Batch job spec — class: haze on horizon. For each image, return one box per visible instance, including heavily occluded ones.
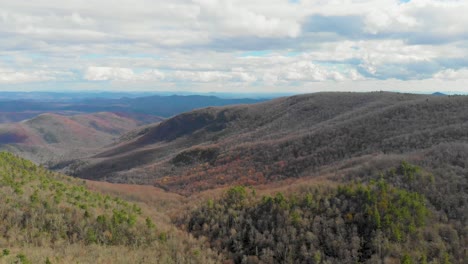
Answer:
[0,0,467,94]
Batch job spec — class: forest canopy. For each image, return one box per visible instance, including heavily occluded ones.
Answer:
[183,162,467,264]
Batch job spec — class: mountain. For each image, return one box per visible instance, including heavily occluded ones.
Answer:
[0,94,265,124]
[0,112,163,164]
[66,92,468,194]
[0,152,219,263]
[432,92,446,96]
[1,92,467,263]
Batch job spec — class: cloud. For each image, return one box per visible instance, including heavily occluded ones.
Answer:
[433,68,468,80]
[0,67,71,83]
[304,15,365,37]
[255,59,365,83]
[173,70,230,82]
[84,67,164,81]
[194,0,302,38]
[84,67,134,81]
[0,0,467,93]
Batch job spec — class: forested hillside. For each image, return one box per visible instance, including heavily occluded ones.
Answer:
[182,162,467,264]
[0,152,220,263]
[68,92,468,195]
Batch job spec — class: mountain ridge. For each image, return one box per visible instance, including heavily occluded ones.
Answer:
[63,92,468,194]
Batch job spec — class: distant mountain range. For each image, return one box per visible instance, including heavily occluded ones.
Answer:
[0,94,265,123]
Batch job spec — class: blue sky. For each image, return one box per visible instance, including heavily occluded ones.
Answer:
[0,0,467,93]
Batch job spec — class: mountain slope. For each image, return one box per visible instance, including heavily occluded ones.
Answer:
[182,160,467,263]
[0,112,163,164]
[67,92,468,194]
[0,152,221,263]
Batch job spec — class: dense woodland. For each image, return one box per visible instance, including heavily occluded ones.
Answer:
[183,162,467,264]
[0,152,220,263]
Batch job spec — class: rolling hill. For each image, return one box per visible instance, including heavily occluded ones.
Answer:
[66,92,468,194]
[0,152,220,263]
[0,112,163,164]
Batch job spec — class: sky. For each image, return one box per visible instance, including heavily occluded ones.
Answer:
[0,0,467,94]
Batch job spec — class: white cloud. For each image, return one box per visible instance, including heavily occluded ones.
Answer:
[0,67,70,83]
[84,67,164,81]
[0,0,467,92]
[231,68,257,82]
[68,13,95,26]
[433,68,468,80]
[194,0,302,38]
[84,67,134,81]
[173,70,230,82]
